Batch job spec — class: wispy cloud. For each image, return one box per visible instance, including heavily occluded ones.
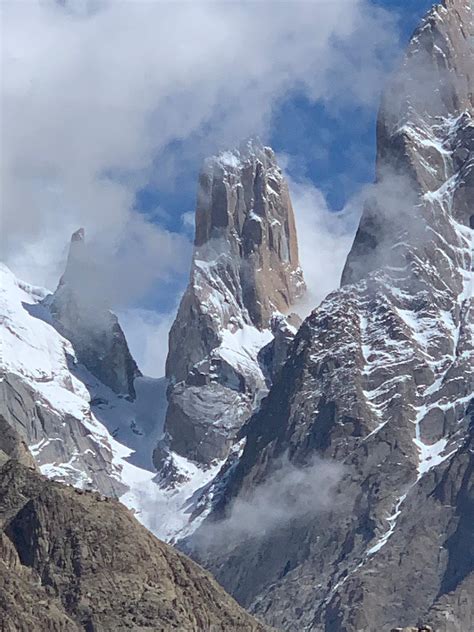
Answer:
[283,171,363,312]
[118,307,176,378]
[193,454,344,550]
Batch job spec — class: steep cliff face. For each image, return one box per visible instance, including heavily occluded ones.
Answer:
[0,256,172,519]
[160,140,305,467]
[48,228,140,400]
[0,459,270,632]
[188,2,474,631]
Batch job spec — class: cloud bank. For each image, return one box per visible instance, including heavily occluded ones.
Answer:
[1,0,400,374]
[287,174,363,313]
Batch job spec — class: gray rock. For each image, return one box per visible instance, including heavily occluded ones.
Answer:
[0,373,127,497]
[47,228,140,400]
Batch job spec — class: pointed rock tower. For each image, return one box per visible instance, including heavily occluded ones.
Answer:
[48,229,140,400]
[159,140,305,466]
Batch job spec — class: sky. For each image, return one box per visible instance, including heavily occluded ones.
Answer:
[1,0,437,376]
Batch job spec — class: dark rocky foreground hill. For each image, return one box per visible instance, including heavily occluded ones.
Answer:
[0,421,269,632]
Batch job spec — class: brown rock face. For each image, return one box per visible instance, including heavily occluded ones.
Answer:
[0,459,270,632]
[160,140,305,466]
[194,141,303,328]
[167,139,304,384]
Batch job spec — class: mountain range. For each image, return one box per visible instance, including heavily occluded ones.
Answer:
[0,1,472,630]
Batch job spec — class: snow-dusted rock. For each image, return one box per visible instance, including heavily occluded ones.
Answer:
[0,262,170,523]
[48,228,141,400]
[160,139,305,467]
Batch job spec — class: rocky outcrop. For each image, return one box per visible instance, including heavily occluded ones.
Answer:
[159,140,305,467]
[0,372,127,497]
[187,2,473,631]
[48,228,140,400]
[0,414,36,470]
[0,458,270,632]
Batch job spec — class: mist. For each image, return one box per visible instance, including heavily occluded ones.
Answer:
[193,454,344,550]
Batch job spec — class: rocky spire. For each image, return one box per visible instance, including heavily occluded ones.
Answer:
[342,0,473,285]
[58,227,85,287]
[48,229,140,400]
[158,140,305,466]
[167,138,305,384]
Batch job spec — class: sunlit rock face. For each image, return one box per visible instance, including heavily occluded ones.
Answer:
[158,139,305,467]
[186,3,474,631]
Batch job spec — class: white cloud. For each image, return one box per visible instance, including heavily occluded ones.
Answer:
[287,174,363,312]
[194,454,344,549]
[118,307,176,378]
[1,0,397,293]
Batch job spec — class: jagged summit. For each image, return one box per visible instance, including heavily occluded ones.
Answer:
[71,226,85,242]
[158,141,305,468]
[187,137,304,334]
[342,0,473,286]
[168,138,305,382]
[59,227,85,285]
[48,229,140,400]
[204,137,266,174]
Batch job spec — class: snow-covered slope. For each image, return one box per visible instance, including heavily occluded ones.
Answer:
[0,262,236,542]
[0,263,152,493]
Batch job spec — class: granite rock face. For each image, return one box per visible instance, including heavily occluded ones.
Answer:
[159,140,305,467]
[0,372,127,497]
[187,2,474,631]
[0,459,270,632]
[48,228,140,400]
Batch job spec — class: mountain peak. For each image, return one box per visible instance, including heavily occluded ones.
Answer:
[159,142,306,465]
[341,0,473,286]
[71,227,85,242]
[49,232,140,400]
[59,228,86,288]
[207,137,269,172]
